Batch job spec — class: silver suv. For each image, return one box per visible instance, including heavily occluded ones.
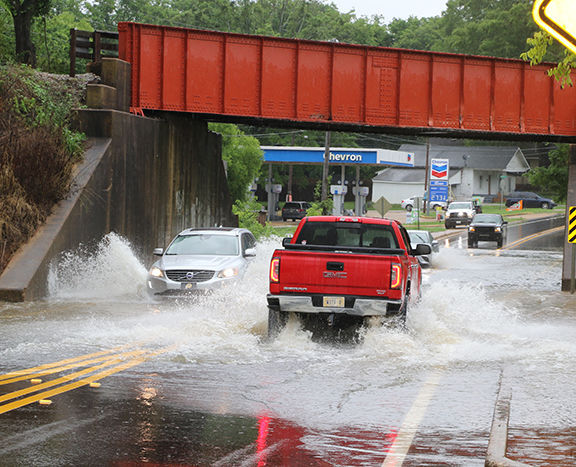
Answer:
[146,227,256,297]
[444,201,476,229]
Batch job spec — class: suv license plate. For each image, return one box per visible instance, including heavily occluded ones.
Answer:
[323,296,345,307]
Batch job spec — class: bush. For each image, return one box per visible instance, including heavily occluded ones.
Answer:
[0,65,87,272]
[232,198,276,239]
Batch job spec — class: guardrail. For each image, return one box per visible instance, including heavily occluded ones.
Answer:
[69,29,119,77]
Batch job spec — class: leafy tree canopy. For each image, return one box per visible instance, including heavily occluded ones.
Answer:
[527,144,569,202]
[209,122,263,202]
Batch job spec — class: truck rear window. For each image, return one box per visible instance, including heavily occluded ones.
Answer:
[295,222,398,248]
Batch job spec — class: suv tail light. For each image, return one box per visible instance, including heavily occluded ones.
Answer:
[270,257,280,282]
[390,263,402,289]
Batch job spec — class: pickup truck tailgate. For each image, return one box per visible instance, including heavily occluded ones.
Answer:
[276,250,398,296]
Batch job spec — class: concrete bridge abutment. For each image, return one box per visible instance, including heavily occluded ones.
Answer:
[0,58,235,301]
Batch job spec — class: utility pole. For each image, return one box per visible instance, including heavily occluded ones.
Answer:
[287,165,293,202]
[562,144,576,291]
[321,131,331,201]
[423,139,430,215]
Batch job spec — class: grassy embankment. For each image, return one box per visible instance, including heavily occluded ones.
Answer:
[0,65,88,273]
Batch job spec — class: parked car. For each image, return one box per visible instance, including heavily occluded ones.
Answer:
[467,213,508,248]
[444,201,476,229]
[407,229,439,267]
[401,196,447,212]
[504,192,557,209]
[146,227,256,297]
[282,201,311,221]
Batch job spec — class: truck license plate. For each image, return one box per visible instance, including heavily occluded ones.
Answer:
[323,296,345,307]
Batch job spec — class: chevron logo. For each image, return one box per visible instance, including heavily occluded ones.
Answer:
[569,206,576,244]
[431,159,448,179]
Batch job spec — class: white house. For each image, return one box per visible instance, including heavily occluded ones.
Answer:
[372,144,531,204]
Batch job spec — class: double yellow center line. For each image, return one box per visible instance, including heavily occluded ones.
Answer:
[0,344,174,415]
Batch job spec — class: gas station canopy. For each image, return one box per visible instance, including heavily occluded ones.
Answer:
[261,146,415,166]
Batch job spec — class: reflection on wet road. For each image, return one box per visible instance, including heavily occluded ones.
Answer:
[0,223,575,465]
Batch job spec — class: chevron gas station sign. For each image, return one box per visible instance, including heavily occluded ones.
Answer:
[431,159,449,180]
[261,146,415,166]
[430,158,449,202]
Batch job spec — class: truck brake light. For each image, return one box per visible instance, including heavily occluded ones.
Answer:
[270,257,280,282]
[390,263,401,289]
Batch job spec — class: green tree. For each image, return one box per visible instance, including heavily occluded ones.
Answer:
[34,10,92,73]
[527,144,569,202]
[209,122,263,202]
[434,0,537,57]
[388,17,443,51]
[0,7,14,62]
[521,31,576,87]
[0,0,51,65]
[84,0,116,30]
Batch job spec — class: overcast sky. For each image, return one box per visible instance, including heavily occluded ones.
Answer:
[328,0,448,20]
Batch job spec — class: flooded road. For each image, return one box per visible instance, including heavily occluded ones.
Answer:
[1,223,575,466]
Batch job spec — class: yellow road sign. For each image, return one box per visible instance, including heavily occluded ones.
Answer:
[533,0,576,55]
[374,196,391,217]
[569,206,576,243]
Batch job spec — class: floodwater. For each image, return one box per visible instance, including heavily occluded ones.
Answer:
[0,226,575,465]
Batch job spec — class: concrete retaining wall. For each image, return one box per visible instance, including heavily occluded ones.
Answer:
[74,108,236,257]
[0,59,235,301]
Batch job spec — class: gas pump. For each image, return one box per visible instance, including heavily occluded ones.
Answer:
[330,185,347,216]
[353,186,369,216]
[266,183,282,221]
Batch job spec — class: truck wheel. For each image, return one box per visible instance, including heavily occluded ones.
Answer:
[267,308,289,338]
[497,239,503,248]
[385,300,407,327]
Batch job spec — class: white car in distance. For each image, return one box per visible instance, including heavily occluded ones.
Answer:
[401,196,447,212]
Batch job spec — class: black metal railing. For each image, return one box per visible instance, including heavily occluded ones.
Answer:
[69,29,119,77]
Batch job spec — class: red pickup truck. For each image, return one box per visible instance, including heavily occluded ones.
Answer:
[267,216,431,338]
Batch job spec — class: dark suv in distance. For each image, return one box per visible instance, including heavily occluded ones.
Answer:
[282,201,311,221]
[468,213,507,248]
[504,191,556,209]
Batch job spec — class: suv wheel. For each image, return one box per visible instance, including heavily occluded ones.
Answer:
[541,202,549,209]
[405,204,413,212]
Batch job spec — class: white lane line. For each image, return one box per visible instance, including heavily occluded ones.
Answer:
[382,369,444,466]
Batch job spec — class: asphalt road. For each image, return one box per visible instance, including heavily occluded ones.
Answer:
[0,215,574,466]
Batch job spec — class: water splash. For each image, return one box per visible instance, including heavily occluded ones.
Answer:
[38,231,574,370]
[47,232,149,301]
